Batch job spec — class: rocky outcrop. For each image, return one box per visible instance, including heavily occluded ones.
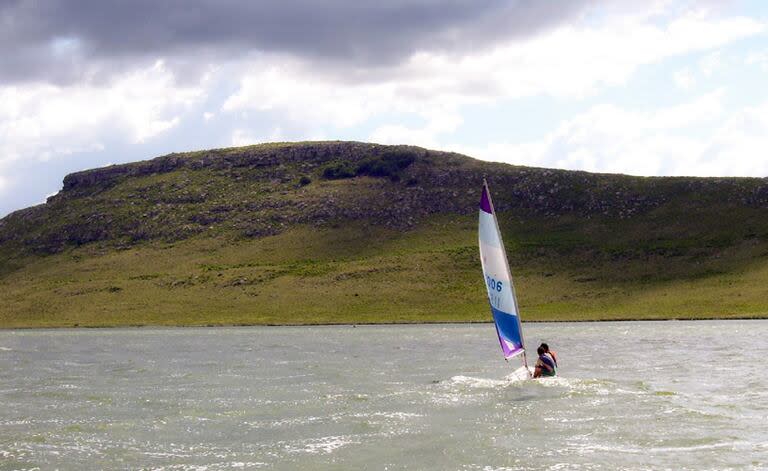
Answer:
[59,142,399,196]
[2,141,768,255]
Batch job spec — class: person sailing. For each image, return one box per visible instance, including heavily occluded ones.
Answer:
[533,345,556,378]
[541,342,558,368]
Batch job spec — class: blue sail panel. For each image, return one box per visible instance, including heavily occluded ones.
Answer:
[491,306,524,357]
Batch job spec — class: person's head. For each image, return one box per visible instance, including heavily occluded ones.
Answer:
[537,346,545,356]
[541,343,550,352]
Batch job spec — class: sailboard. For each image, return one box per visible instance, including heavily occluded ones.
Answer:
[478,179,530,376]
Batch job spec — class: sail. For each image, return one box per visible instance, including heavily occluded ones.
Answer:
[478,181,526,360]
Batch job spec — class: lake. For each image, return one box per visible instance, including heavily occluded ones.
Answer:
[1,321,766,470]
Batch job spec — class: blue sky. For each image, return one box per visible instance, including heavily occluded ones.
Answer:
[2,1,768,216]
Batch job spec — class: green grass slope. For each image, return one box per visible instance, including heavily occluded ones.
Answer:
[2,141,768,327]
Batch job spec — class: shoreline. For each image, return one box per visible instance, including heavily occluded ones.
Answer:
[2,315,768,330]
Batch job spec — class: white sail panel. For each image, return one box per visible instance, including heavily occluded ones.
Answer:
[479,212,518,318]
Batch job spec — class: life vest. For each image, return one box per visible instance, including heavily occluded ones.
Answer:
[546,351,558,367]
[538,354,556,376]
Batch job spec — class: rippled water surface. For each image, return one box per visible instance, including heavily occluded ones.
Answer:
[1,321,767,470]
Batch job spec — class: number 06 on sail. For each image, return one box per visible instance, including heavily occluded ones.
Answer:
[478,179,531,378]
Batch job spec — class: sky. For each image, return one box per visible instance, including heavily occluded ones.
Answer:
[2,0,768,216]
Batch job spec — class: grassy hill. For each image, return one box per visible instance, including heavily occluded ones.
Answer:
[2,141,768,327]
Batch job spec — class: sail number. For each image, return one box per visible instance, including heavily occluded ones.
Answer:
[486,276,503,292]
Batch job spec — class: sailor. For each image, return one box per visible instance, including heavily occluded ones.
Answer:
[541,342,558,368]
[533,345,556,378]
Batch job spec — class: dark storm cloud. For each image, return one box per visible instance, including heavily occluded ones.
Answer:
[1,0,593,84]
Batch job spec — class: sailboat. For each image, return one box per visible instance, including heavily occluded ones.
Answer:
[478,179,531,379]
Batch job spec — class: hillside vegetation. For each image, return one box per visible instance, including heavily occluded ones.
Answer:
[2,141,768,327]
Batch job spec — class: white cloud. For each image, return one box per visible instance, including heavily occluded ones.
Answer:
[223,10,762,142]
[370,109,462,148]
[432,13,759,100]
[746,50,768,70]
[449,91,768,177]
[674,68,695,89]
[230,128,258,146]
[699,50,722,76]
[230,126,288,146]
[222,61,401,128]
[0,61,203,171]
[701,102,768,176]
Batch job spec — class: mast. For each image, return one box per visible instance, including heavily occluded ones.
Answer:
[482,179,530,374]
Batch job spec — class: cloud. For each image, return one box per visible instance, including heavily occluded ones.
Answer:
[448,91,768,177]
[746,49,768,70]
[230,125,322,147]
[0,0,596,85]
[701,102,768,176]
[674,68,695,89]
[5,1,762,150]
[222,61,398,128]
[370,110,463,148]
[699,50,722,76]
[223,9,762,132]
[230,129,257,147]
[0,61,203,171]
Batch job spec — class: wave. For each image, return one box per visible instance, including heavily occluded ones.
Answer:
[442,371,642,402]
[448,375,511,389]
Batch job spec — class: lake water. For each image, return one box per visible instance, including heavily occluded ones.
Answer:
[1,321,766,470]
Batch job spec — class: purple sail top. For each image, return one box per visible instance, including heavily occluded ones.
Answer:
[480,185,493,214]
